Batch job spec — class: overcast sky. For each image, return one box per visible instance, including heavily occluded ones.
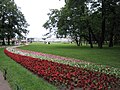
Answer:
[14,0,65,38]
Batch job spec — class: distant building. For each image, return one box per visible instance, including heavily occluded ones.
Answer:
[26,36,72,43]
[27,38,35,42]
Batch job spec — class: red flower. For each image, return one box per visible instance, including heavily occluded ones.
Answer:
[4,49,120,90]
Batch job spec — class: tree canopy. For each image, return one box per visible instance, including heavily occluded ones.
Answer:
[0,0,29,45]
[43,0,120,48]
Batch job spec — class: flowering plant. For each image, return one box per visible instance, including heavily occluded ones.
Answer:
[6,47,120,77]
[4,49,120,90]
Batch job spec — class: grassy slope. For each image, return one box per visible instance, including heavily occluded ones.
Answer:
[0,48,57,90]
[20,43,120,68]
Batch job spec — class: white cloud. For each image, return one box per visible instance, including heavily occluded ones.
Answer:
[14,0,65,38]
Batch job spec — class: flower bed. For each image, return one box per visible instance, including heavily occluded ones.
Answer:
[4,49,120,90]
[6,47,120,77]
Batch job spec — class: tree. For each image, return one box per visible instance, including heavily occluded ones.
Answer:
[0,0,29,45]
[52,0,120,48]
[43,9,60,36]
[90,0,120,47]
[106,0,120,47]
[43,0,89,46]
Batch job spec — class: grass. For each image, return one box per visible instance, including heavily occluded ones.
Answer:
[20,42,120,68]
[0,48,57,90]
[0,43,120,90]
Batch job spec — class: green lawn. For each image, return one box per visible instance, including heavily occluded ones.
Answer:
[0,48,57,90]
[20,43,120,68]
[0,43,120,90]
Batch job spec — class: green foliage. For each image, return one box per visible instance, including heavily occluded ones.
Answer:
[0,0,29,45]
[43,0,89,46]
[44,0,120,48]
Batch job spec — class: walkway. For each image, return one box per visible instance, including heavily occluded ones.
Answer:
[0,71,11,90]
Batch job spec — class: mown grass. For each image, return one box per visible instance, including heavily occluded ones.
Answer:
[0,48,57,90]
[20,42,120,68]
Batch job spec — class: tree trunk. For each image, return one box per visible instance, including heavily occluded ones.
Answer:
[7,36,10,45]
[89,36,93,48]
[99,17,105,48]
[98,40,103,48]
[109,4,116,47]
[109,23,114,47]
[2,37,5,45]
[91,30,98,42]
[88,25,93,48]
[75,38,80,46]
[98,0,106,48]
[76,40,80,46]
[1,13,5,45]
[109,33,114,47]
[114,36,119,45]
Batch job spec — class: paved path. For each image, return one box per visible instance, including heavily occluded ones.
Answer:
[0,71,11,90]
